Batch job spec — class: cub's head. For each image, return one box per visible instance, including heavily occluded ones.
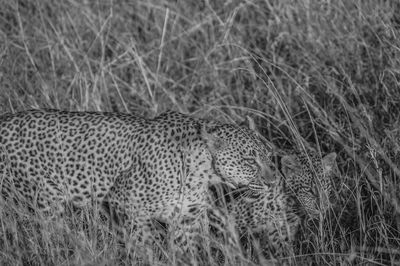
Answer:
[281,151,338,218]
[201,120,275,188]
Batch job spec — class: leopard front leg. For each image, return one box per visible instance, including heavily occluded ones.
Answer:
[101,169,160,263]
[103,196,161,263]
[169,198,241,265]
[167,204,215,265]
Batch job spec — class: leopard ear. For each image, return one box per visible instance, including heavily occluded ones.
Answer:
[201,124,226,152]
[322,152,337,174]
[281,155,300,178]
[245,116,257,131]
[239,115,260,131]
[240,115,273,144]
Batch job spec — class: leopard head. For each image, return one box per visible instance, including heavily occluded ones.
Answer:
[201,122,275,189]
[281,151,338,218]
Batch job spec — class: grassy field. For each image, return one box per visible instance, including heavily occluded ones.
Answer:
[1,0,400,265]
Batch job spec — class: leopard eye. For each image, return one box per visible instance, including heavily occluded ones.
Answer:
[245,158,257,165]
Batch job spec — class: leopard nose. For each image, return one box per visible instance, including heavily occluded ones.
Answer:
[261,164,276,182]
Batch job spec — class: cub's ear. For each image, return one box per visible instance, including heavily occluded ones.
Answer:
[281,155,300,178]
[201,124,226,152]
[322,152,337,174]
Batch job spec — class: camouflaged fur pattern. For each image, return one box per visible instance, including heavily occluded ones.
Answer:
[218,151,338,259]
[281,151,338,218]
[0,109,274,243]
[224,175,300,258]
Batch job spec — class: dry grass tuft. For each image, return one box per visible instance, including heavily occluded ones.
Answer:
[1,0,400,265]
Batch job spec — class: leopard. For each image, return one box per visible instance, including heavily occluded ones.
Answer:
[210,151,338,262]
[280,151,338,219]
[0,109,274,256]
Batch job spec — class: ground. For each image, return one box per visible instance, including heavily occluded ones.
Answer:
[0,0,400,265]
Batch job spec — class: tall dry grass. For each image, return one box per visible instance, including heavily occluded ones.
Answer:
[1,0,400,265]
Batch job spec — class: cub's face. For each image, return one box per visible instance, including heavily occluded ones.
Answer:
[281,152,338,217]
